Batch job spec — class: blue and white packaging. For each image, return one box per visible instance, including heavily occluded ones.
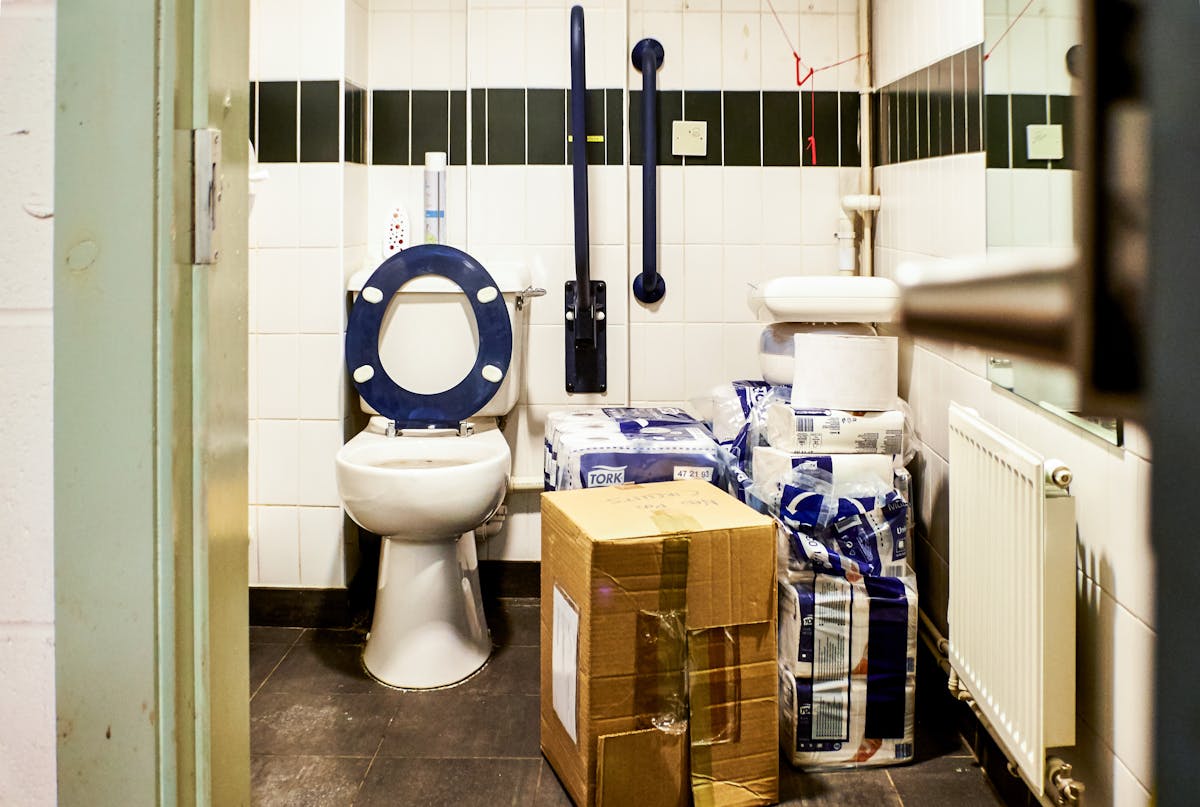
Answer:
[751,447,895,511]
[777,569,917,769]
[765,403,906,456]
[553,425,723,491]
[779,490,910,580]
[542,407,706,490]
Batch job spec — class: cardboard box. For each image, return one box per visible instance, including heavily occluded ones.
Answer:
[540,480,779,807]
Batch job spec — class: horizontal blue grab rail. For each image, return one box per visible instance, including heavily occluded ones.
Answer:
[632,38,665,304]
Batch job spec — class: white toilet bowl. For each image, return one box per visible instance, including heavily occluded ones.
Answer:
[336,418,510,688]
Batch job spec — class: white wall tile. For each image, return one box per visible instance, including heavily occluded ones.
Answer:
[298,248,344,333]
[299,0,345,79]
[682,167,724,244]
[721,167,764,244]
[298,334,344,420]
[483,9,527,87]
[683,323,727,398]
[257,335,301,419]
[0,628,57,806]
[721,12,762,90]
[0,317,54,625]
[299,164,344,248]
[682,12,723,90]
[257,421,301,505]
[525,7,569,87]
[254,249,301,334]
[370,12,413,87]
[256,506,302,584]
[629,323,686,401]
[682,245,723,323]
[525,169,571,246]
[250,163,301,247]
[258,0,303,79]
[486,491,540,561]
[410,10,454,89]
[298,420,345,506]
[299,507,346,587]
[761,12,800,92]
[721,244,764,323]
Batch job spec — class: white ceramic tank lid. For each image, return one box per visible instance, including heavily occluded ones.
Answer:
[748,275,901,324]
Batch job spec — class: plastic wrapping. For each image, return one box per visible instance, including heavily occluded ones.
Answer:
[543,406,705,490]
[553,425,722,491]
[750,447,897,512]
[764,402,914,463]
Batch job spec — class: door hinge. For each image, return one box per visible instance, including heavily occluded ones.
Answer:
[193,128,222,264]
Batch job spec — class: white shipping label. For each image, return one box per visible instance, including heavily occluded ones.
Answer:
[552,585,580,743]
[673,465,714,481]
[812,575,852,741]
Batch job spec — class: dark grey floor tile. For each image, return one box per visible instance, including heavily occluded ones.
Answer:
[533,760,574,807]
[302,627,368,645]
[250,754,370,806]
[457,644,539,696]
[487,600,540,648]
[378,692,540,759]
[250,692,396,757]
[778,763,903,806]
[250,643,291,696]
[250,626,304,645]
[888,754,1006,807]
[355,757,540,807]
[258,641,395,696]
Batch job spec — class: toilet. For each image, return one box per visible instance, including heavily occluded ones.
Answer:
[335,244,536,689]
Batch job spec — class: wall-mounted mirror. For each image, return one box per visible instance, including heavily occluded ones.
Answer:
[981,0,1121,444]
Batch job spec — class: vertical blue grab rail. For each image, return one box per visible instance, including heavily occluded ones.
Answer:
[564,5,606,393]
[632,38,665,304]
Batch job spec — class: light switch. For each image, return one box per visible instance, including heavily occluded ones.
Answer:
[672,120,707,157]
[1026,124,1064,161]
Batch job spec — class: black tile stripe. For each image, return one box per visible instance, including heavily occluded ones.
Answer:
[839,91,861,167]
[801,91,838,167]
[605,89,623,166]
[449,90,467,166]
[1009,93,1048,168]
[874,45,987,165]
[487,88,526,165]
[250,82,258,149]
[723,91,761,167]
[257,81,297,163]
[300,80,339,163]
[762,91,800,167]
[372,90,409,165]
[527,89,565,165]
[985,94,1010,168]
[411,90,450,165]
[344,83,366,164]
[471,88,487,165]
[628,89,682,167]
[1048,94,1075,169]
[682,91,720,166]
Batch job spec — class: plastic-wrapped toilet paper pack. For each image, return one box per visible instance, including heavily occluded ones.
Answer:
[779,491,910,580]
[553,425,723,491]
[543,407,705,490]
[707,380,777,445]
[777,570,917,769]
[765,402,908,457]
[751,447,896,510]
[779,667,916,769]
[777,571,917,681]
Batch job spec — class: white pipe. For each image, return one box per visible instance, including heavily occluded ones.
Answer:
[857,0,875,277]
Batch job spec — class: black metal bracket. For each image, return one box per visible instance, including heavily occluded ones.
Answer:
[565,280,606,394]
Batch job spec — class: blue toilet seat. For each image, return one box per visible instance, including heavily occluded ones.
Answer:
[345,245,512,429]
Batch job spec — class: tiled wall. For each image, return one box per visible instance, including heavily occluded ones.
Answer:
[247,0,866,571]
[873,3,1155,806]
[0,1,58,803]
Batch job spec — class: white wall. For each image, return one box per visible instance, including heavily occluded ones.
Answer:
[0,1,58,803]
[873,3,1155,805]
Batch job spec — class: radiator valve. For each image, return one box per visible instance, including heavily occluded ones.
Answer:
[1047,757,1085,805]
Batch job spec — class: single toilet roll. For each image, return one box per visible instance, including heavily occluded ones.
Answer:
[791,333,898,411]
[765,403,906,455]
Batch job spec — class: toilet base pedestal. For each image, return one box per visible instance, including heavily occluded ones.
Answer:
[362,532,492,689]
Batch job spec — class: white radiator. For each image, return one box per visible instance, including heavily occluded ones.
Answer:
[947,404,1076,797]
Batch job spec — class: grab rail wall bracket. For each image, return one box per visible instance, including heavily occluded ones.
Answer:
[565,4,606,394]
[632,38,665,305]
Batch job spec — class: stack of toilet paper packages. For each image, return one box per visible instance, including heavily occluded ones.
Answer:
[777,569,917,769]
[543,407,724,491]
[773,468,918,769]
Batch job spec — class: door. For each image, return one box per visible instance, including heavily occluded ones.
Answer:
[54,1,250,804]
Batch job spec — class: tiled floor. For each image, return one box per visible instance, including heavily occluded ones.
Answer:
[250,599,1006,806]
